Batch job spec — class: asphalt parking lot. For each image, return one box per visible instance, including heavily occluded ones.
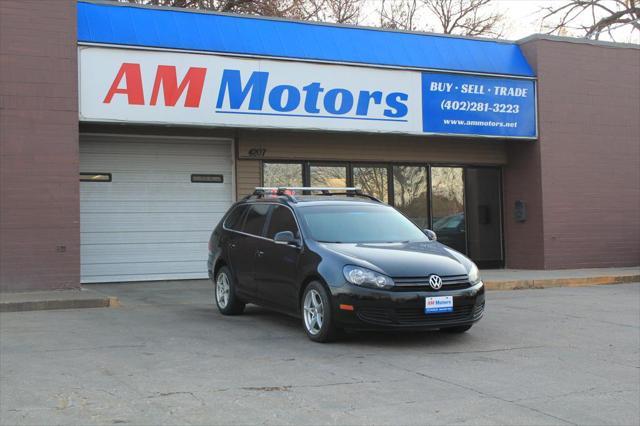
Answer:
[1,282,639,426]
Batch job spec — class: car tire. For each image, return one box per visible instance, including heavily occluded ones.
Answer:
[301,281,338,343]
[214,266,245,315]
[441,324,472,333]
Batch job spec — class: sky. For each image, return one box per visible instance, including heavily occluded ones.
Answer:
[357,0,639,43]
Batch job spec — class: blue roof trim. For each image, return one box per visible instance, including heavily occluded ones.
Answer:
[77,1,535,77]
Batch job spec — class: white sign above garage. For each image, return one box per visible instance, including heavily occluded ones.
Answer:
[79,46,423,135]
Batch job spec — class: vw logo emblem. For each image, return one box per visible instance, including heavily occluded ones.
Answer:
[429,274,443,290]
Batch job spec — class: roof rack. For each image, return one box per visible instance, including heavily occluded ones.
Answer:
[244,187,381,203]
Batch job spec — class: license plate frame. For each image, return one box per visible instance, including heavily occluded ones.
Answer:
[425,296,453,314]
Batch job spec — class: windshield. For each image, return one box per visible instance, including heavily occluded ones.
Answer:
[298,204,429,244]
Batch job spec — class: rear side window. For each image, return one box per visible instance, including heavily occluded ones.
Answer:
[224,205,248,230]
[242,204,271,236]
[266,206,299,239]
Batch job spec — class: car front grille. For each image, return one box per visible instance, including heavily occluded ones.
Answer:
[391,274,471,292]
[357,303,479,326]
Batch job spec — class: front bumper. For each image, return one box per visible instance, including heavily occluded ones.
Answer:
[330,281,485,331]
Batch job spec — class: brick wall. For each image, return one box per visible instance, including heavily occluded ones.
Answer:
[0,0,80,291]
[508,38,640,269]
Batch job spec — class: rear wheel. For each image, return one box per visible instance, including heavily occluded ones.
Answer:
[215,266,245,315]
[441,324,472,333]
[301,282,338,343]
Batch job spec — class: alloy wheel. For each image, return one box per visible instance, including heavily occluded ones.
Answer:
[303,289,324,335]
[216,272,231,309]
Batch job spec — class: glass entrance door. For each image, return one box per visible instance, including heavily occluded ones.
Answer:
[465,168,503,267]
[430,167,466,254]
[393,166,429,228]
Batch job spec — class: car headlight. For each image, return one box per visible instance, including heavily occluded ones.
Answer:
[468,264,481,284]
[343,265,394,290]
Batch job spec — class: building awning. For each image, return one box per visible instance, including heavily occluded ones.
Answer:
[77,1,535,77]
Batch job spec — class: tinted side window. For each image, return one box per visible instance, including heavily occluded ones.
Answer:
[224,205,248,230]
[242,204,271,236]
[266,206,299,239]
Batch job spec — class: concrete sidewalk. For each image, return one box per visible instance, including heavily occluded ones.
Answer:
[0,287,117,313]
[0,266,638,312]
[481,266,640,290]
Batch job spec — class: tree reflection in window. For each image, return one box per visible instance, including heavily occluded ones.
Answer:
[353,166,388,202]
[263,163,303,187]
[310,165,347,188]
[393,166,428,228]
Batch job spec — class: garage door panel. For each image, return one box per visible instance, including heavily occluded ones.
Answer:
[81,262,208,283]
[81,212,224,233]
[80,171,232,184]
[80,183,232,200]
[81,230,208,245]
[80,156,233,173]
[81,201,231,214]
[82,260,205,276]
[81,138,230,155]
[82,242,208,263]
[80,135,233,283]
[82,273,208,284]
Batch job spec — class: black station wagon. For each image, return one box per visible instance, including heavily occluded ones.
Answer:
[208,187,485,342]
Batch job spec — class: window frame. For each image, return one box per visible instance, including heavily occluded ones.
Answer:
[79,172,112,182]
[265,204,301,240]
[223,204,249,231]
[223,202,303,243]
[258,160,504,266]
[240,204,273,238]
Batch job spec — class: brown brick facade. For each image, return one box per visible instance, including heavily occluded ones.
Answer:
[506,38,640,269]
[1,1,638,293]
[0,0,80,291]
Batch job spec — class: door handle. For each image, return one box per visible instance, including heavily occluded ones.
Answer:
[256,250,264,257]
[229,242,237,249]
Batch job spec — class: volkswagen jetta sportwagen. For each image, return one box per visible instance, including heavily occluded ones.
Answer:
[208,187,485,342]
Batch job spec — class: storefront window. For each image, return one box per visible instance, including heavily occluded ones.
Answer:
[393,166,428,228]
[353,166,388,202]
[431,167,466,254]
[263,163,303,187]
[310,165,347,187]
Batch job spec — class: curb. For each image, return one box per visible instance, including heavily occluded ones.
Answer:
[483,274,640,291]
[0,296,120,313]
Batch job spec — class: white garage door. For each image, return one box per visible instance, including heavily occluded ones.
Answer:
[80,134,234,283]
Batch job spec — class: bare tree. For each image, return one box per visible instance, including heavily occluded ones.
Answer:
[317,0,362,24]
[539,0,640,41]
[424,0,505,37]
[378,0,505,37]
[116,0,323,20]
[379,0,420,30]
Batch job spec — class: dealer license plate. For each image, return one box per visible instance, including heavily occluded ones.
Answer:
[425,296,453,314]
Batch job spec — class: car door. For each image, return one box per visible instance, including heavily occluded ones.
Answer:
[255,205,302,311]
[232,203,271,298]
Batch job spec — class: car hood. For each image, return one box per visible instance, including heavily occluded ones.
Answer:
[321,241,469,277]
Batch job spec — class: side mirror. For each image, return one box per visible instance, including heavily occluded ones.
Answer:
[274,231,300,247]
[423,229,437,241]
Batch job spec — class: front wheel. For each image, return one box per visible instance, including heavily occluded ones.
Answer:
[215,266,245,315]
[301,282,338,343]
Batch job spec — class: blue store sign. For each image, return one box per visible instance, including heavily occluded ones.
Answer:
[422,72,537,138]
[81,46,538,140]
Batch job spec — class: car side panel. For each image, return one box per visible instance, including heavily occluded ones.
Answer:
[227,232,258,299]
[254,239,301,311]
